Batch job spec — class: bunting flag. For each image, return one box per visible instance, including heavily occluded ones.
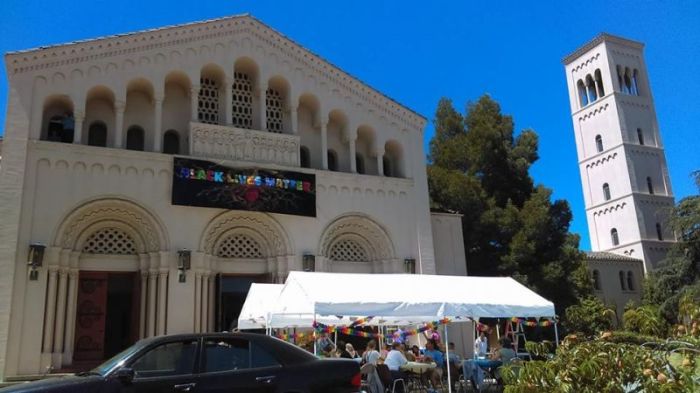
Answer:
[510,317,556,327]
[311,318,452,339]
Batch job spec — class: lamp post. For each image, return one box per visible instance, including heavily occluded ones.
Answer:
[403,258,416,274]
[302,254,315,272]
[28,244,45,280]
[177,249,191,283]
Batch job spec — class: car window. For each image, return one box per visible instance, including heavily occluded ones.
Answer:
[131,340,197,378]
[251,342,281,369]
[203,338,250,373]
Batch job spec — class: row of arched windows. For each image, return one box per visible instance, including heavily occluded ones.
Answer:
[617,66,640,96]
[591,269,635,291]
[577,69,605,107]
[610,223,663,245]
[601,176,656,201]
[593,127,649,156]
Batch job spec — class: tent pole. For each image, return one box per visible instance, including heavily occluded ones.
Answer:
[444,323,452,393]
[554,320,560,346]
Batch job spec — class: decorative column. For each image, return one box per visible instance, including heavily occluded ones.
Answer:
[42,267,59,354]
[201,273,210,332]
[73,110,85,144]
[147,271,157,337]
[208,275,216,331]
[139,271,147,338]
[223,77,233,126]
[257,86,268,131]
[153,95,164,152]
[190,85,200,123]
[52,269,69,361]
[193,272,201,333]
[376,147,385,176]
[348,136,357,173]
[114,100,126,148]
[62,268,79,365]
[321,121,328,170]
[157,270,168,336]
[289,104,298,134]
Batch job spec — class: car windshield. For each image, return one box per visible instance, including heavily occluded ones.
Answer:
[91,344,142,376]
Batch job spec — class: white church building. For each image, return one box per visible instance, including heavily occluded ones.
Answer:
[563,33,677,317]
[0,15,468,379]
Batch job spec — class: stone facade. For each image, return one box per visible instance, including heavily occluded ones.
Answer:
[585,251,644,323]
[563,34,676,273]
[0,15,447,379]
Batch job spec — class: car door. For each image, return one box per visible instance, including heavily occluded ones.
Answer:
[195,337,282,393]
[125,338,199,393]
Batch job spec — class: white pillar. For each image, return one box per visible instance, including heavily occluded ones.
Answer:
[258,86,267,131]
[62,269,79,365]
[114,100,125,148]
[376,148,385,176]
[190,85,200,123]
[194,272,201,333]
[73,110,84,144]
[139,271,147,338]
[153,95,163,152]
[202,273,210,332]
[223,77,233,126]
[321,121,328,170]
[42,268,59,353]
[349,136,357,173]
[289,104,298,134]
[157,271,168,335]
[52,270,69,359]
[208,275,216,331]
[147,271,157,337]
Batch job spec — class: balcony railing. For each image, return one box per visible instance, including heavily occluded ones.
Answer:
[189,122,300,167]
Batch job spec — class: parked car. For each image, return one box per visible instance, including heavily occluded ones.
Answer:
[1,332,361,393]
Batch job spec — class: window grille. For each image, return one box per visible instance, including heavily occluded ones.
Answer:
[198,77,219,125]
[83,228,136,255]
[217,234,263,259]
[266,88,284,133]
[329,239,369,262]
[232,72,253,129]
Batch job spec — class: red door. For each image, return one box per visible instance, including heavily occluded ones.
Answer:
[73,271,108,362]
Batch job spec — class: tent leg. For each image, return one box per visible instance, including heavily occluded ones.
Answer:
[554,321,560,346]
[444,323,452,393]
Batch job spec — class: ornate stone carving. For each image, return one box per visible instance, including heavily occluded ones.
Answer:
[319,214,395,261]
[200,211,291,257]
[190,122,299,166]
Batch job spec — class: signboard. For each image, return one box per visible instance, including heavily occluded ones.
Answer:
[172,157,316,217]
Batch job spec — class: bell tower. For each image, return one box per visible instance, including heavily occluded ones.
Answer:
[563,33,676,273]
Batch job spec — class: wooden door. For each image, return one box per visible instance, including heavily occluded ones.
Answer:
[73,271,108,361]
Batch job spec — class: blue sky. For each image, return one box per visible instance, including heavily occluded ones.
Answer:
[1,0,698,250]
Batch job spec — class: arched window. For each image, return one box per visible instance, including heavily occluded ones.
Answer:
[594,69,605,97]
[656,223,663,241]
[300,146,310,168]
[603,183,611,201]
[329,239,369,262]
[383,156,392,177]
[617,66,624,93]
[163,130,180,155]
[83,228,137,255]
[217,233,264,259]
[619,271,627,290]
[87,121,108,147]
[637,128,644,145]
[198,77,219,125]
[577,80,588,107]
[592,270,601,291]
[232,72,253,129]
[611,228,620,246]
[586,74,597,103]
[126,126,145,151]
[47,114,75,143]
[623,68,632,94]
[627,271,635,291]
[327,150,338,171]
[595,135,604,153]
[646,177,654,194]
[265,88,284,133]
[356,154,365,175]
[631,69,640,96]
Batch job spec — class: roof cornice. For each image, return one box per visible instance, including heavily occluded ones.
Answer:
[562,33,644,65]
[4,14,426,129]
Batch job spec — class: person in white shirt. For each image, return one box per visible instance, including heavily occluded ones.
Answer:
[384,342,408,393]
[474,331,488,357]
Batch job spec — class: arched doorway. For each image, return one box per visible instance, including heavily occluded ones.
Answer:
[48,198,168,370]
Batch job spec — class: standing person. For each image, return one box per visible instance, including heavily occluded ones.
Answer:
[363,340,381,365]
[423,327,441,344]
[384,342,408,393]
[474,330,488,358]
[316,332,334,356]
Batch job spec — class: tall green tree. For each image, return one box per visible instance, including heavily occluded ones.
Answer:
[427,95,590,313]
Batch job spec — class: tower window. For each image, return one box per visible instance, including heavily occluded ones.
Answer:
[623,68,633,94]
[592,269,601,291]
[577,80,588,107]
[383,156,392,177]
[631,69,640,96]
[656,223,663,241]
[126,126,145,151]
[595,135,604,153]
[47,114,75,143]
[232,72,253,129]
[199,77,220,125]
[594,69,605,97]
[163,130,180,155]
[646,177,654,194]
[356,154,365,175]
[87,121,107,147]
[619,270,626,291]
[603,183,611,201]
[611,228,620,246]
[627,271,635,291]
[265,87,284,133]
[637,128,644,145]
[327,150,338,171]
[586,75,597,103]
[300,146,310,168]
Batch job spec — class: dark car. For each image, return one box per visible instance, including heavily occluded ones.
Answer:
[1,333,361,393]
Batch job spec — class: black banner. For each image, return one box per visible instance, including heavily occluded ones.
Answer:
[172,157,316,217]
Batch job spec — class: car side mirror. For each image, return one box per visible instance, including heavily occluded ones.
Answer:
[114,367,135,384]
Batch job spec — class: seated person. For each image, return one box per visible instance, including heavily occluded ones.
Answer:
[384,342,408,393]
[410,345,421,361]
[421,339,444,388]
[446,342,462,365]
[492,337,517,382]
